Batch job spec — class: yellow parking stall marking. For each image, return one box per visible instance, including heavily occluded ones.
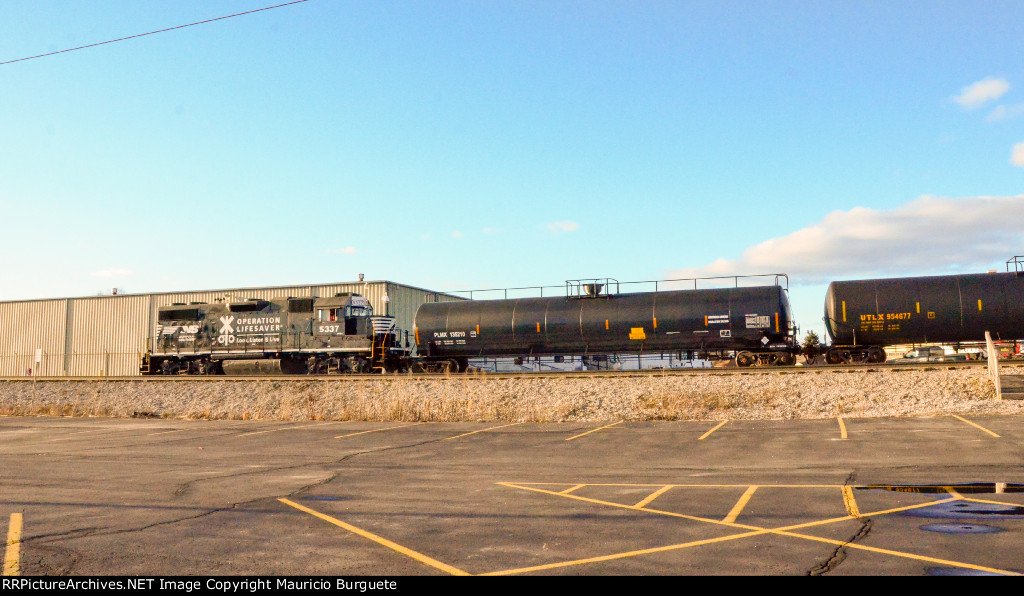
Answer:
[497,483,1019,575]
[722,486,758,523]
[278,499,469,576]
[4,513,21,576]
[943,486,964,500]
[45,426,139,442]
[559,484,587,495]
[841,486,860,517]
[444,422,522,441]
[147,428,195,436]
[634,485,673,508]
[481,529,771,575]
[769,528,1017,576]
[335,423,423,439]
[837,417,847,439]
[237,421,348,438]
[148,422,251,436]
[951,415,1000,438]
[565,421,623,442]
[697,420,728,441]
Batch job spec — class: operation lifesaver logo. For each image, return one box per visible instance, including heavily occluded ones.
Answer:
[217,315,282,345]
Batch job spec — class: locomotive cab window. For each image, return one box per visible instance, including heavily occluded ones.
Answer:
[317,309,339,322]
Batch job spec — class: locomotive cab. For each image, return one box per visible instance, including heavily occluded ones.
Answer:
[313,294,373,336]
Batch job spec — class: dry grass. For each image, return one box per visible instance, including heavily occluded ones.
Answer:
[0,368,1018,422]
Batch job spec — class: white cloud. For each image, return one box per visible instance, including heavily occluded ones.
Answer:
[1012,143,1024,167]
[91,268,134,278]
[451,231,464,238]
[954,77,1010,109]
[666,195,1024,284]
[986,103,1024,122]
[327,247,357,254]
[546,221,580,233]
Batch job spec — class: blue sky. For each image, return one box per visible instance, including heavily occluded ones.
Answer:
[1,1,1022,340]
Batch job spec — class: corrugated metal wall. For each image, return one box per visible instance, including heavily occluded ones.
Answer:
[0,299,67,376]
[0,280,464,376]
[68,295,152,376]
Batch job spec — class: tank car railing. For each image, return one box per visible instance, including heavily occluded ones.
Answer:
[1008,256,1024,273]
[440,273,790,301]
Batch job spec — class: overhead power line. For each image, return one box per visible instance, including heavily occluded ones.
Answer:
[1,0,314,66]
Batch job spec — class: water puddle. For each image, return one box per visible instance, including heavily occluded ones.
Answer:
[926,567,1004,576]
[858,482,1024,494]
[920,523,1003,534]
[902,500,1024,520]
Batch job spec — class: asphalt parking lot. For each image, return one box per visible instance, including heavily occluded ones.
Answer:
[2,414,1023,576]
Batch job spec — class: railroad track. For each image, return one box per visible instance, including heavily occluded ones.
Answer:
[2,359,1013,382]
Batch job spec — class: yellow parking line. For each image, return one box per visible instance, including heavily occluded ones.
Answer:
[335,423,423,439]
[634,485,673,508]
[770,528,1017,576]
[237,422,348,438]
[841,486,860,517]
[559,484,587,495]
[444,422,522,441]
[722,486,758,523]
[951,415,1000,438]
[698,420,728,440]
[837,417,847,439]
[4,513,21,576]
[278,498,469,576]
[481,529,770,575]
[565,421,623,442]
[944,486,964,499]
[500,483,1017,575]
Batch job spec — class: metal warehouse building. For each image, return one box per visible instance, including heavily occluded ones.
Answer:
[0,279,460,377]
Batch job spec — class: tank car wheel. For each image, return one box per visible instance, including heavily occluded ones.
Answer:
[824,349,844,365]
[442,359,461,374]
[776,352,796,366]
[735,351,756,367]
[410,361,427,374]
[866,347,887,363]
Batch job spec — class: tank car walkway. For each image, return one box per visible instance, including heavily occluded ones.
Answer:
[1,416,1023,576]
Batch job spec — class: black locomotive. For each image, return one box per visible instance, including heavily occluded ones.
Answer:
[143,293,409,375]
[413,279,800,370]
[823,267,1024,364]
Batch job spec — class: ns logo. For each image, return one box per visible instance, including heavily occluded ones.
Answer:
[217,316,236,345]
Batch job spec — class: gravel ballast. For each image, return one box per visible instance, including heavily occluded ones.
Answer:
[1,366,1022,422]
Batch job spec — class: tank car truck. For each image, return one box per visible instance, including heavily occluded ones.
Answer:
[412,277,801,370]
[142,293,409,375]
[823,260,1024,364]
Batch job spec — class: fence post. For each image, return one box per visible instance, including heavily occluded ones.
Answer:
[985,332,1001,400]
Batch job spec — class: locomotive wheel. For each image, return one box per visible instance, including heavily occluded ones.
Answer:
[735,351,756,367]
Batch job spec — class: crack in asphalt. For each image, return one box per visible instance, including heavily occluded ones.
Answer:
[808,518,873,576]
[21,429,454,574]
[808,470,867,576]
